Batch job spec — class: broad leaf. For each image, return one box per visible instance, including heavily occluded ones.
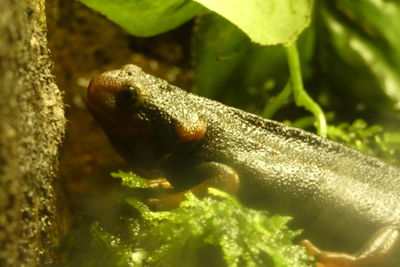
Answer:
[194,0,314,45]
[80,0,204,37]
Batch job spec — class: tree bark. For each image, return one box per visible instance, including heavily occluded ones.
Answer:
[0,0,65,266]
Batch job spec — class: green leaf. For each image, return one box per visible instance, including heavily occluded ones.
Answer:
[193,0,314,45]
[193,13,289,109]
[193,12,317,114]
[193,14,250,99]
[336,0,400,63]
[80,0,204,37]
[319,0,400,111]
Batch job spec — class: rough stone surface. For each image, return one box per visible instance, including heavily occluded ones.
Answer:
[0,0,65,265]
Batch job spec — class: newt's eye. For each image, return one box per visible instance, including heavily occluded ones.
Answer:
[116,85,141,112]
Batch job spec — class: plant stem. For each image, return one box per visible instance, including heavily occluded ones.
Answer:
[261,81,292,118]
[285,41,327,137]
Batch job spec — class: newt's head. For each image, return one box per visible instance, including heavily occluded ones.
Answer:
[86,64,205,169]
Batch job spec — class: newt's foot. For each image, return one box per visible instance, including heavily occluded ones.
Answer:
[300,226,400,267]
[146,161,240,210]
[300,239,355,267]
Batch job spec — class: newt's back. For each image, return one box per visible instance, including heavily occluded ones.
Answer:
[184,92,400,250]
[87,64,400,259]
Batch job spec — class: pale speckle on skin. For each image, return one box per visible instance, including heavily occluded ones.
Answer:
[88,64,400,250]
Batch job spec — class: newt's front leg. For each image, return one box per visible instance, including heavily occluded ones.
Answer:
[301,226,400,267]
[147,162,240,210]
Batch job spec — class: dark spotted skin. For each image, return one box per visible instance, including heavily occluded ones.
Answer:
[87,65,400,266]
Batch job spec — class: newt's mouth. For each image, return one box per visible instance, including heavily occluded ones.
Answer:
[87,101,152,140]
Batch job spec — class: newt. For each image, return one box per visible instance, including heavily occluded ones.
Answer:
[86,64,400,266]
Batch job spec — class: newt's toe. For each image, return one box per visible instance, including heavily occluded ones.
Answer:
[300,239,355,267]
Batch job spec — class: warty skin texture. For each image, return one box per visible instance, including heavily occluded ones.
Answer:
[87,64,400,264]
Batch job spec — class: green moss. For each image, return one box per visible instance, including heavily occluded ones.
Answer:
[327,119,400,165]
[81,172,313,267]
